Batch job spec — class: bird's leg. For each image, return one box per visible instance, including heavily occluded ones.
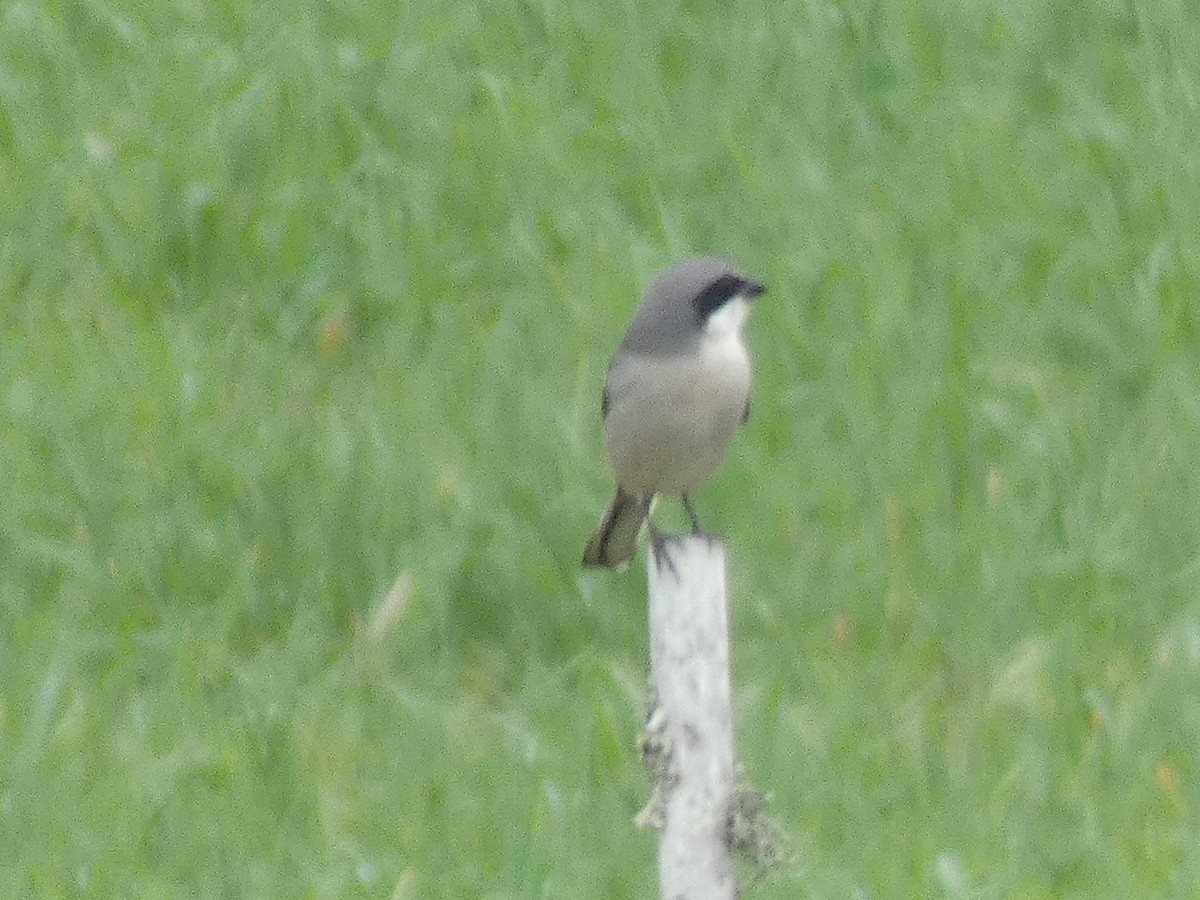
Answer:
[682,493,704,535]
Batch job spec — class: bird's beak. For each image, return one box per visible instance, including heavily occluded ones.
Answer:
[742,279,767,299]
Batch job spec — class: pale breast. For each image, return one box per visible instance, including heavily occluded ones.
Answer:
[603,333,751,495]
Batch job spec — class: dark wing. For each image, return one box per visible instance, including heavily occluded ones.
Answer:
[741,397,750,424]
[602,388,610,418]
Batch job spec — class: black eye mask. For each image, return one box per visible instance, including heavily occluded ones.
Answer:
[691,275,766,323]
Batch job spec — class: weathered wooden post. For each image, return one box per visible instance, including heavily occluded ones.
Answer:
[638,534,738,899]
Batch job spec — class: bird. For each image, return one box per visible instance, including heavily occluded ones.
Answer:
[582,256,765,568]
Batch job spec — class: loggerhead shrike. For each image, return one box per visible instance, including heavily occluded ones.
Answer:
[582,257,765,568]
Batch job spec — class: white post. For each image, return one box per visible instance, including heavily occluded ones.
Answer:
[644,535,738,900]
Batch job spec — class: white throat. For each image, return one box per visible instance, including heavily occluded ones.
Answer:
[702,295,750,347]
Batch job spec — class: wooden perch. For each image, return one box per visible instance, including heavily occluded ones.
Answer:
[640,534,738,900]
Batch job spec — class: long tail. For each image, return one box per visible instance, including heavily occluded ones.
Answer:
[582,488,653,568]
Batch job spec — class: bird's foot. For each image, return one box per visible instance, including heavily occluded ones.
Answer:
[648,524,679,578]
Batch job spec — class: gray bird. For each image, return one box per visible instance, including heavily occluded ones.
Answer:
[582,257,766,568]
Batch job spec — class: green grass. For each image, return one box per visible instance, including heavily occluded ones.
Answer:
[3,0,1200,896]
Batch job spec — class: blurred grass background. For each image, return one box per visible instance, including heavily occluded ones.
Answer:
[3,0,1200,896]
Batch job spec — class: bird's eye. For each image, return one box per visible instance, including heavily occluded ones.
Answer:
[691,275,746,320]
